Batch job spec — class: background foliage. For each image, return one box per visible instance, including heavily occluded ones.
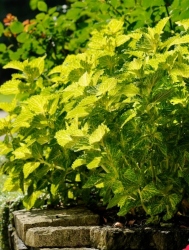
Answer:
[1,0,189,85]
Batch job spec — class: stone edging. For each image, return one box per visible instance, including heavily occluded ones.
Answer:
[9,207,189,250]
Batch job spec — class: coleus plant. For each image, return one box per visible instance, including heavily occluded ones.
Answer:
[1,0,189,73]
[1,18,189,223]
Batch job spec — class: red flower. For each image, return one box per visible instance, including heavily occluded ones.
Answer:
[183,245,189,250]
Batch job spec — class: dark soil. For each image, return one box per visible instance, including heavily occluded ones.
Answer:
[90,205,189,230]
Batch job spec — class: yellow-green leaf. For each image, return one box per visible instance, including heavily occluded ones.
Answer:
[13,146,31,159]
[0,99,17,112]
[68,190,74,199]
[29,56,46,75]
[23,191,43,209]
[89,124,109,144]
[23,162,40,178]
[55,130,73,147]
[0,80,21,95]
[107,19,124,34]
[3,176,20,192]
[116,35,130,47]
[87,157,102,169]
[49,96,59,116]
[176,19,189,31]
[97,78,117,96]
[66,106,89,119]
[75,173,81,182]
[72,158,86,169]
[154,17,169,35]
[27,95,48,114]
[3,61,24,71]
[122,83,139,97]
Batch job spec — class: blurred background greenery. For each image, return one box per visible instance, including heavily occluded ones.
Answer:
[0,0,67,84]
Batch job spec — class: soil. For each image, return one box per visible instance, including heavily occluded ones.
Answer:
[90,205,189,230]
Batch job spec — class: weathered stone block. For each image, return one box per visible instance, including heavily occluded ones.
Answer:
[90,226,144,250]
[37,248,99,250]
[25,226,99,248]
[12,231,28,250]
[90,226,189,250]
[13,207,100,242]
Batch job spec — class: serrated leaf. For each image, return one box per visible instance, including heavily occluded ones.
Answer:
[55,130,73,147]
[12,107,34,131]
[78,96,97,107]
[0,99,17,112]
[168,193,181,209]
[27,95,48,114]
[83,175,102,188]
[23,191,43,209]
[122,83,139,97]
[96,182,104,188]
[97,78,117,96]
[107,19,124,34]
[116,35,130,47]
[120,110,136,128]
[78,71,91,86]
[117,199,138,216]
[72,158,86,169]
[167,34,189,49]
[152,89,173,103]
[141,183,160,201]
[48,65,63,75]
[124,168,138,183]
[13,146,32,159]
[23,162,40,178]
[66,106,89,119]
[56,119,86,147]
[3,176,20,192]
[29,56,45,75]
[148,201,165,215]
[49,96,59,116]
[128,58,142,71]
[107,194,126,209]
[0,80,21,95]
[112,180,124,194]
[50,183,59,196]
[154,17,169,35]
[87,157,102,169]
[89,124,109,144]
[3,60,24,71]
[176,19,189,31]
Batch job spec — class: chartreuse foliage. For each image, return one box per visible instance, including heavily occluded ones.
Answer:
[1,0,189,73]
[1,18,189,222]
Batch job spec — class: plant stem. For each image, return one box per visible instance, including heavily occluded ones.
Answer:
[164,1,173,31]
[150,159,156,183]
[138,188,148,214]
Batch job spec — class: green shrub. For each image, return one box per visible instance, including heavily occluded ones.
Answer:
[1,0,189,73]
[1,17,189,223]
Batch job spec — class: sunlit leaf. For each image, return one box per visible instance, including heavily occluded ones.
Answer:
[89,124,109,144]
[23,162,40,178]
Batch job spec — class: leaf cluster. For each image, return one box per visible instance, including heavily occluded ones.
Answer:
[0,0,189,81]
[1,16,189,222]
